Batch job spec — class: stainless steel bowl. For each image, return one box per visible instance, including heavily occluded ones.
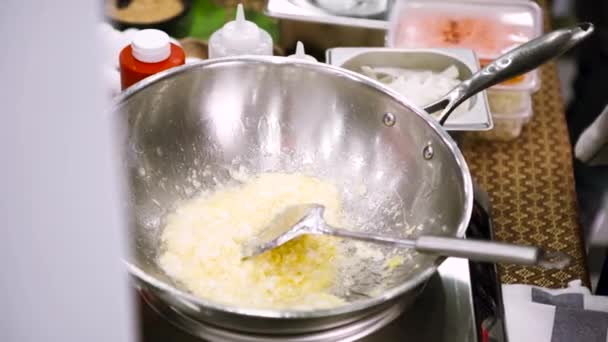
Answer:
[116,56,473,334]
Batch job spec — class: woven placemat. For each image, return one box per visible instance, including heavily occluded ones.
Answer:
[461,59,589,287]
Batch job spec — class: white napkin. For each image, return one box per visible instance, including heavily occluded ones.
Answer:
[503,280,608,342]
[575,104,608,166]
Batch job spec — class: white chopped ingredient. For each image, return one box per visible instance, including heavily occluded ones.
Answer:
[159,173,347,310]
[361,65,468,116]
[159,170,417,311]
[487,90,527,114]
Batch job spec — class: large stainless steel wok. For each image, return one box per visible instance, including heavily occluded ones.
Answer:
[117,25,592,335]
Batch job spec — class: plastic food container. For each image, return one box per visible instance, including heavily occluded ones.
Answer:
[387,0,542,92]
[471,93,533,141]
[487,90,530,116]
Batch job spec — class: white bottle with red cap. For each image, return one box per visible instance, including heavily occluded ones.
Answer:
[119,29,185,90]
[208,4,273,58]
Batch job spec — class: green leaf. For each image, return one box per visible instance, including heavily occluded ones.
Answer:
[188,0,227,40]
[187,0,279,42]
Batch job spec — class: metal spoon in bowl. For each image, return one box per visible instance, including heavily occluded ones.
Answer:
[241,204,570,269]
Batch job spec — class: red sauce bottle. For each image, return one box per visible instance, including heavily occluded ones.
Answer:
[119,29,185,90]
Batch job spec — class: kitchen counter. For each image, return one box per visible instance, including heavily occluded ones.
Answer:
[461,61,589,287]
[460,0,588,287]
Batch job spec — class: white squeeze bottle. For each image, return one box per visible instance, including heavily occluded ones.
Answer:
[288,41,317,62]
[208,4,273,58]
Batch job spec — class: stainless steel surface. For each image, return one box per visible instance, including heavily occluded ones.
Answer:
[415,236,538,265]
[308,0,389,18]
[243,204,569,269]
[140,258,478,342]
[265,0,392,29]
[422,143,434,160]
[326,47,492,131]
[141,288,412,342]
[382,112,395,127]
[266,0,388,56]
[116,56,473,334]
[428,23,595,124]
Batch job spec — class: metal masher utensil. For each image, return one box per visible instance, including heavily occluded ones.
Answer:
[241,204,570,269]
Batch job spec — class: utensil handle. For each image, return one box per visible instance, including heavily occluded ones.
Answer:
[415,236,570,269]
[324,227,571,269]
[435,23,594,124]
[325,227,417,248]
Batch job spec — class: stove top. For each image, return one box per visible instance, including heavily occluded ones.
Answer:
[138,194,506,342]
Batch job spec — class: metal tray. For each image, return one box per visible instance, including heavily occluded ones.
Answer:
[326,47,493,131]
[265,0,392,30]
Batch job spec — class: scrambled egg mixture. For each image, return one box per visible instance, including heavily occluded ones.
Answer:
[159,172,347,310]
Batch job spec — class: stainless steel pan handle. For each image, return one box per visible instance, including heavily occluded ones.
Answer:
[415,236,570,269]
[324,226,571,269]
[423,23,595,124]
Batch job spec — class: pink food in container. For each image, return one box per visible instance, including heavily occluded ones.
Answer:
[387,1,543,91]
[393,12,535,58]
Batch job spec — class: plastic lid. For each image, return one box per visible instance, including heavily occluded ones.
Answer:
[131,29,171,63]
[208,4,273,58]
[288,42,317,62]
[388,0,542,58]
[491,93,533,120]
[314,0,388,17]
[387,0,542,91]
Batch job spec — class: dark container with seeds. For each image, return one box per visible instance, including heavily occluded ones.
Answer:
[105,0,193,38]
